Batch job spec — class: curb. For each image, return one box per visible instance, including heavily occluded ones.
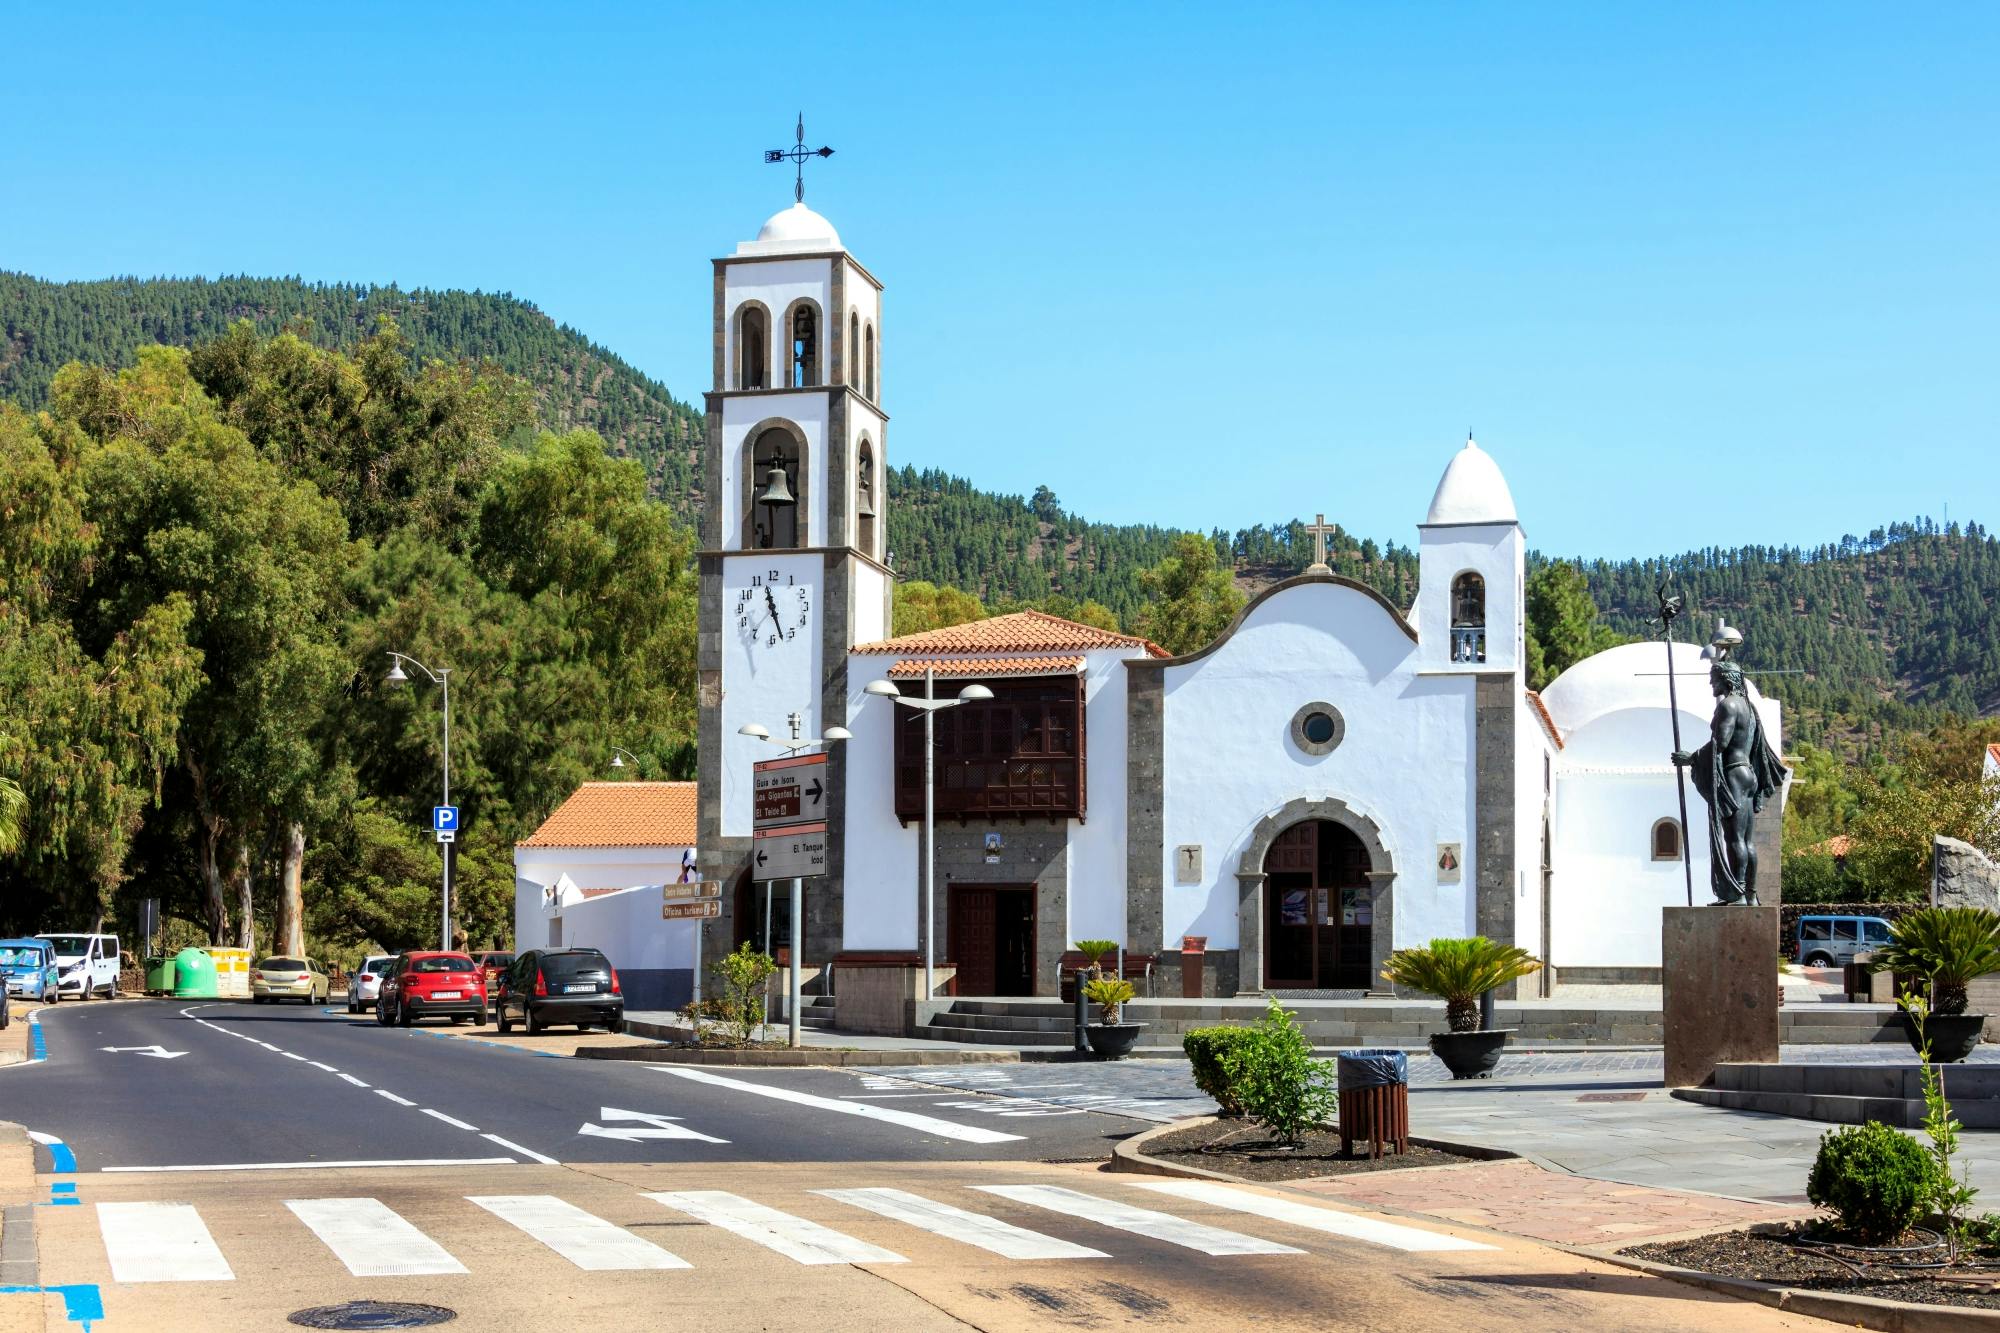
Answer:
[1108,1115,1519,1179]
[1578,1245,2000,1332]
[576,1044,1022,1066]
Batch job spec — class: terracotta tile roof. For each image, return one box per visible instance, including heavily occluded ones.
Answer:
[518,781,696,848]
[1525,690,1564,749]
[1988,743,2000,767]
[1806,834,1855,858]
[886,655,1084,680]
[853,610,1168,659]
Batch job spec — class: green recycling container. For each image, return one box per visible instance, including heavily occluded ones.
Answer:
[143,955,176,996]
[170,947,218,999]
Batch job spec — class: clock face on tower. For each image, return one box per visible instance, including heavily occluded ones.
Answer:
[734,567,813,652]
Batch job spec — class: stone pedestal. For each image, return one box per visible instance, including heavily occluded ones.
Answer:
[1663,906,1780,1088]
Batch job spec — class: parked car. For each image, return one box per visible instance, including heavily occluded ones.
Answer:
[474,951,515,1003]
[252,956,330,1004]
[495,948,624,1035]
[377,951,486,1027]
[346,954,397,1014]
[0,939,60,1003]
[37,933,120,1000]
[1796,914,1896,968]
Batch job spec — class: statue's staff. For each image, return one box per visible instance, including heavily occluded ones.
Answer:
[1656,581,1696,908]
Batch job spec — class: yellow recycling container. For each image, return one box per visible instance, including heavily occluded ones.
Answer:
[206,947,252,999]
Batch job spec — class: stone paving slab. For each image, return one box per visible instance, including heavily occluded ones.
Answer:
[1293,1157,1811,1247]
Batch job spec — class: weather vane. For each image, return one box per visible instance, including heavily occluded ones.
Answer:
[765,113,834,204]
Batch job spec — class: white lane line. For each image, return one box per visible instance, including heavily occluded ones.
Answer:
[375,1090,417,1107]
[96,1202,235,1281]
[973,1185,1303,1257]
[657,1067,1023,1145]
[103,1158,516,1173]
[286,1198,467,1276]
[1131,1180,1496,1253]
[282,1052,307,1062]
[817,1188,1106,1260]
[338,1073,369,1087]
[422,1109,479,1132]
[308,1061,337,1072]
[470,1195,689,1270]
[481,1134,559,1166]
[257,1042,281,1051]
[645,1191,905,1265]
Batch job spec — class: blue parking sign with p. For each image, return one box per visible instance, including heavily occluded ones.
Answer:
[433,805,459,832]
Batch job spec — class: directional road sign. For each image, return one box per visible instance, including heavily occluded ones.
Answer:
[663,880,722,901]
[662,900,721,921]
[751,822,828,882]
[753,753,827,833]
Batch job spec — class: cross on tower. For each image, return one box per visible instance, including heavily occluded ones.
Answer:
[764,113,835,204]
[1303,514,1337,574]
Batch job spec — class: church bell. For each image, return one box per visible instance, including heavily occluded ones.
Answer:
[756,460,796,507]
[856,477,876,518]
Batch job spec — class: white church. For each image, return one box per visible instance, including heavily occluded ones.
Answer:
[548,195,1790,1013]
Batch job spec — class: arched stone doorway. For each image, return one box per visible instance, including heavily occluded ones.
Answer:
[1236,797,1397,994]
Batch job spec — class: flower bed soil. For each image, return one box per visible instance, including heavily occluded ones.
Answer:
[1626,1224,2000,1312]
[1140,1118,1483,1182]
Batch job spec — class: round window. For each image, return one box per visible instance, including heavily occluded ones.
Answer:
[1289,702,1345,757]
[1302,712,1336,745]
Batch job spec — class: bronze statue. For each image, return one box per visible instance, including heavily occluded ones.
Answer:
[1673,661,1788,905]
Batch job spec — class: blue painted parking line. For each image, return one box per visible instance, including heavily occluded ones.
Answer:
[0,1283,104,1329]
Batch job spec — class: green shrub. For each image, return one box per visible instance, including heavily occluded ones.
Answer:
[1071,939,1118,969]
[1219,998,1338,1145]
[1379,937,1543,1032]
[1806,1120,1934,1242]
[1183,1026,1254,1115]
[705,942,778,1045]
[1868,907,2000,1016]
[1083,976,1134,1024]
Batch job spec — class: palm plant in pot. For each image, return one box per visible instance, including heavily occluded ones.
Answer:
[1380,937,1542,1079]
[1867,906,2000,1063]
[1082,976,1144,1059]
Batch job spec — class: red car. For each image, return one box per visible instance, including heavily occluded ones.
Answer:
[375,951,487,1027]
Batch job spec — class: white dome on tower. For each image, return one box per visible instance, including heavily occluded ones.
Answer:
[735,202,843,256]
[1424,436,1518,526]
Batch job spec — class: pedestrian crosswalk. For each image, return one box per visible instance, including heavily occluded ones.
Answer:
[84,1179,1495,1283]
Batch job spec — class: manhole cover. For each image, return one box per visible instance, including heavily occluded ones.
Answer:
[288,1302,458,1329]
[1576,1092,1647,1103]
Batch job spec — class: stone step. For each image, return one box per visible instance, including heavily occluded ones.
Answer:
[928,1011,1075,1033]
[911,1023,1073,1047]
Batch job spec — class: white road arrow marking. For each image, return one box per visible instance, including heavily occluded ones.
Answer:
[577,1106,728,1145]
[100,1045,187,1060]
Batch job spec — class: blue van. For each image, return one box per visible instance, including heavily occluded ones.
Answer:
[0,939,60,1002]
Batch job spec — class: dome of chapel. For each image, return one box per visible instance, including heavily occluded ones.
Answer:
[1424,436,1518,525]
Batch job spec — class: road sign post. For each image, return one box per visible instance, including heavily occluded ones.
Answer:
[751,752,831,1051]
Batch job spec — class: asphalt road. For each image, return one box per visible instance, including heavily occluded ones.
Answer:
[7,998,1134,1172]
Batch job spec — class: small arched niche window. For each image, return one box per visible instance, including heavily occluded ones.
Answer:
[865,322,876,401]
[849,311,860,385]
[791,305,819,387]
[736,304,768,390]
[1652,818,1684,862]
[856,441,877,557]
[1450,572,1486,663]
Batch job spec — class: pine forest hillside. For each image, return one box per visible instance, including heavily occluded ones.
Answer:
[4,273,1996,762]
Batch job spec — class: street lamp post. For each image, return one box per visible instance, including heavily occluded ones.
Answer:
[738,716,850,1048]
[385,652,453,950]
[864,671,994,1003]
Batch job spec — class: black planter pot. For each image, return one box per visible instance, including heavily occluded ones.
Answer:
[1430,1029,1513,1080]
[1085,1022,1145,1060]
[1902,1012,1985,1063]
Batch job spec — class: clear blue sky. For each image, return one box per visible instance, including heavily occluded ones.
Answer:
[2,2,1994,558]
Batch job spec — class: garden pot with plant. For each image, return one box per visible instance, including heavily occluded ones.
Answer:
[1083,976,1144,1059]
[1379,936,1542,1079]
[1867,906,2000,1063]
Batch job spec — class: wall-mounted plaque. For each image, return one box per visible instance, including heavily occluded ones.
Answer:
[1436,842,1463,885]
[1174,844,1203,885]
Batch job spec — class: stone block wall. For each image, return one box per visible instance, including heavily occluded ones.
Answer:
[935,819,1068,995]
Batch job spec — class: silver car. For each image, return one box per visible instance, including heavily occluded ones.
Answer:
[347,954,396,1014]
[1796,915,1894,968]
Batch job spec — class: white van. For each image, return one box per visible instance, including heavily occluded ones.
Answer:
[37,933,121,1000]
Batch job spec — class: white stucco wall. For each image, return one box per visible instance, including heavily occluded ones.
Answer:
[1062,648,1134,945]
[511,845,696,971]
[718,395,831,552]
[718,551,825,838]
[723,257,834,391]
[1156,582,1478,959]
[1412,522,1525,675]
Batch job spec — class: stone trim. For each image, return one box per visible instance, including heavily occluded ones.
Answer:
[1288,702,1345,757]
[708,384,893,423]
[1474,673,1519,997]
[695,544,897,579]
[737,417,811,550]
[710,266,727,395]
[1232,797,1398,996]
[827,393,848,549]
[1128,573,1417,674]
[1126,669,1165,959]
[713,251,884,292]
[828,263,847,388]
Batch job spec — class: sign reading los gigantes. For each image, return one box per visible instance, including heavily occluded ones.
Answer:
[752,753,826,833]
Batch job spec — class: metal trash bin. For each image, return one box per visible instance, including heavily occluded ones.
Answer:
[144,955,177,996]
[1337,1048,1410,1160]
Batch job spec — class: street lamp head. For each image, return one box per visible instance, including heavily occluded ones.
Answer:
[863,680,902,698]
[738,723,771,740]
[957,684,995,702]
[384,659,410,685]
[610,753,626,769]
[822,726,851,743]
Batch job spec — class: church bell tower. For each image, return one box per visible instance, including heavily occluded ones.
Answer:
[694,174,895,971]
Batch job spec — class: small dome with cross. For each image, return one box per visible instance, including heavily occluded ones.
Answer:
[738,203,842,256]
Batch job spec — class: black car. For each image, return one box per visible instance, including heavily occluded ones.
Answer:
[495,948,625,1035]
